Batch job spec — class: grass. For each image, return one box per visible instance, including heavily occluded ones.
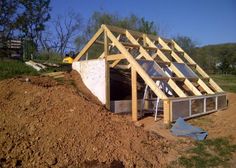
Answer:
[0,59,39,80]
[171,137,236,168]
[0,59,72,81]
[211,74,236,93]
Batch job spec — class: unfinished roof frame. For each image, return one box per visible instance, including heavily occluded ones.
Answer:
[74,24,227,124]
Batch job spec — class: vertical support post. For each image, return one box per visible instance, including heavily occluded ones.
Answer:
[163,100,171,125]
[189,99,192,116]
[131,66,138,122]
[104,30,108,59]
[203,98,206,113]
[104,30,110,109]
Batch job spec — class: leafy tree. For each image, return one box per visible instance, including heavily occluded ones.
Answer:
[17,0,51,45]
[139,17,157,35]
[174,35,197,56]
[0,0,19,39]
[75,11,161,49]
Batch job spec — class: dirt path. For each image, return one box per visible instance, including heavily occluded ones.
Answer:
[0,74,178,168]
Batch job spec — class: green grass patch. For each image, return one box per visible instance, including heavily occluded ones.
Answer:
[173,138,236,168]
[211,74,236,93]
[0,59,39,80]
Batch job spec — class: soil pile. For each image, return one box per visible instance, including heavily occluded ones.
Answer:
[0,73,176,168]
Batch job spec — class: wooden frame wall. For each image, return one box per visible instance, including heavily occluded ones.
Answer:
[73,24,225,124]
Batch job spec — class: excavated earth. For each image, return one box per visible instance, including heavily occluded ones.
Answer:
[0,71,180,168]
[1,71,236,168]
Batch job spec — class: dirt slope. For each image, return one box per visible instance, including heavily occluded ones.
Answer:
[0,74,177,168]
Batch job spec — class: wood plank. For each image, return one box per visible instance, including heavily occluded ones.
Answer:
[197,79,214,94]
[74,27,104,61]
[167,79,187,97]
[104,30,108,58]
[106,54,126,61]
[146,36,202,96]
[105,62,110,109]
[172,40,224,92]
[163,100,171,124]
[103,25,168,99]
[159,37,184,63]
[131,66,138,121]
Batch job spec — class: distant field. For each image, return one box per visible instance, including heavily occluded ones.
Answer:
[0,59,38,80]
[211,74,236,93]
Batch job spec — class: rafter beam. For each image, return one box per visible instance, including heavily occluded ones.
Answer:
[171,40,223,92]
[103,25,168,99]
[74,27,104,61]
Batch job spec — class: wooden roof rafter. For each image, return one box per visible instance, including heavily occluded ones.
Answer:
[73,24,224,100]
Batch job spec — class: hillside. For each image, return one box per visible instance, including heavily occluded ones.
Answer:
[192,43,236,74]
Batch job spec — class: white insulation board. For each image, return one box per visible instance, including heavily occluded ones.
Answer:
[72,59,107,104]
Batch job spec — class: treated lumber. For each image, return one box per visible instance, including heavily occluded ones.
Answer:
[163,100,171,124]
[106,54,126,61]
[105,61,110,109]
[158,37,215,94]
[74,27,104,61]
[131,66,138,121]
[172,40,223,92]
[103,25,168,99]
[125,30,187,97]
[104,30,108,58]
[145,36,202,96]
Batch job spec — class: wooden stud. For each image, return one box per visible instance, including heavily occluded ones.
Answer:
[163,100,171,124]
[131,66,138,121]
[74,27,104,61]
[103,25,168,99]
[105,61,110,110]
[145,35,202,96]
[172,40,224,92]
[106,54,126,61]
[104,30,108,59]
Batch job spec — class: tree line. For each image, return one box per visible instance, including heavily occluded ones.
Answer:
[1,0,235,74]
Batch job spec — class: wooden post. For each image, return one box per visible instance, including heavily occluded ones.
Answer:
[131,66,138,121]
[104,30,110,110]
[163,100,171,125]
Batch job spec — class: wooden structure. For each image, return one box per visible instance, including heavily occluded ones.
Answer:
[0,38,22,58]
[73,24,227,124]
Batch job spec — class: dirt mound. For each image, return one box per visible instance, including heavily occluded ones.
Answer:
[0,75,176,168]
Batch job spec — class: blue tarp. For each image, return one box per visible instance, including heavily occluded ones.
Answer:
[170,117,208,141]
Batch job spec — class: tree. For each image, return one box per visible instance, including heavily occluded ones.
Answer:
[173,35,197,56]
[0,0,19,39]
[139,17,157,35]
[53,12,83,55]
[75,11,161,49]
[16,0,51,45]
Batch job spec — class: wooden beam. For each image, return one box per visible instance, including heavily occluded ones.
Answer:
[197,79,214,94]
[103,25,168,99]
[163,100,171,124]
[172,40,224,92]
[159,37,184,63]
[74,27,104,61]
[131,66,138,121]
[167,79,187,97]
[105,62,110,110]
[145,36,202,96]
[104,30,108,59]
[106,54,126,61]
[125,31,187,97]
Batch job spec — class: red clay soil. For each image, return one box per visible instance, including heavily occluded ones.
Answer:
[0,73,178,168]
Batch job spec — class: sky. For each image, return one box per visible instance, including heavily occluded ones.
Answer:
[51,0,236,46]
